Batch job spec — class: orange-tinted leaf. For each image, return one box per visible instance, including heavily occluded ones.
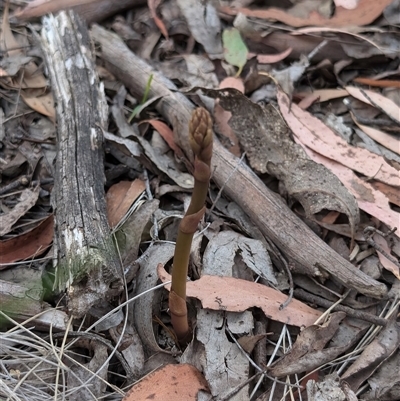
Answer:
[353,77,400,88]
[0,4,21,55]
[141,119,185,159]
[12,0,99,21]
[352,115,399,155]
[122,364,209,401]
[0,215,53,266]
[251,47,293,64]
[276,88,399,187]
[21,90,56,122]
[346,86,400,124]
[158,265,322,327]
[147,0,169,38]
[219,76,245,92]
[106,179,146,228]
[370,182,400,208]
[297,146,399,231]
[219,0,393,28]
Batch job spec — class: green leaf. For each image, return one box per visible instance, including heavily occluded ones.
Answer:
[222,28,248,76]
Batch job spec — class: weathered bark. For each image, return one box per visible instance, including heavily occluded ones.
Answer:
[90,24,387,299]
[41,12,123,317]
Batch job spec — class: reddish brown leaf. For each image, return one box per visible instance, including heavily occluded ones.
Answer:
[141,119,185,159]
[147,0,169,39]
[353,77,400,88]
[0,215,53,266]
[250,47,293,64]
[158,265,322,327]
[122,364,209,401]
[106,179,146,228]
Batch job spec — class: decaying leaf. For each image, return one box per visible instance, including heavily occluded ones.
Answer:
[106,179,146,228]
[181,308,252,399]
[352,114,400,155]
[345,86,400,124]
[219,0,393,28]
[373,233,400,279]
[111,102,194,189]
[177,0,222,59]
[276,89,399,188]
[117,199,159,270]
[269,312,348,377]
[0,187,41,236]
[198,87,360,240]
[363,349,400,401]
[306,373,347,401]
[122,364,210,401]
[0,215,54,266]
[300,146,399,233]
[183,54,219,89]
[202,230,277,285]
[158,265,322,327]
[341,315,400,391]
[67,342,109,401]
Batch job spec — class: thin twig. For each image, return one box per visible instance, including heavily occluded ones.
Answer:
[294,289,388,326]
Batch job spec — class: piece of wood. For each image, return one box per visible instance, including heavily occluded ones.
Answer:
[41,12,123,317]
[90,24,387,299]
[12,0,146,24]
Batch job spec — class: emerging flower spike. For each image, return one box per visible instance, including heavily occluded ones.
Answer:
[169,108,213,345]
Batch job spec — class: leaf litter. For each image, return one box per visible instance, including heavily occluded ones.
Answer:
[1,0,400,400]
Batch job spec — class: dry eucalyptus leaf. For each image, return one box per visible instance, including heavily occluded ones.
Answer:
[158,265,321,327]
[277,89,399,187]
[198,87,360,238]
[122,364,210,401]
[67,342,108,401]
[191,228,254,400]
[112,103,194,189]
[106,179,146,228]
[0,215,53,265]
[341,316,400,391]
[202,230,277,285]
[177,0,223,59]
[182,308,251,400]
[0,186,40,236]
[118,199,159,270]
[269,312,347,377]
[307,373,346,401]
[183,54,219,88]
[219,0,393,28]
[363,349,400,401]
[345,86,400,124]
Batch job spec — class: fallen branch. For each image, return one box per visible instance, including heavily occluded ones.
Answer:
[41,12,123,317]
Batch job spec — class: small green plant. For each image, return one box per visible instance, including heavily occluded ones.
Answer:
[128,74,153,122]
[169,107,213,345]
